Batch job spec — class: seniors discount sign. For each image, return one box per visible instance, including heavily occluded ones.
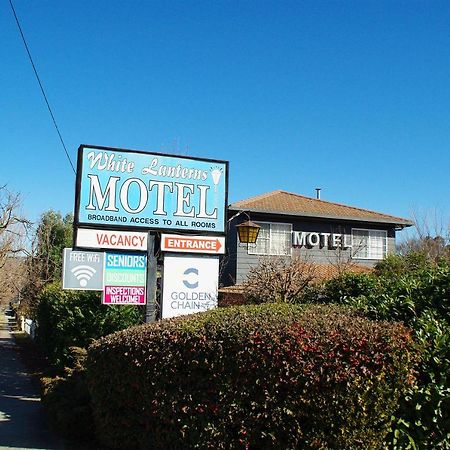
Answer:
[75,145,228,233]
[103,252,147,305]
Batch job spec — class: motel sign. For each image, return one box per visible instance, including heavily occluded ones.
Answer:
[75,145,228,233]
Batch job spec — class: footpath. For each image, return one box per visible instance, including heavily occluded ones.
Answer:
[0,309,63,450]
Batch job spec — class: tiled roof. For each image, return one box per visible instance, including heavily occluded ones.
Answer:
[218,264,373,293]
[313,263,373,280]
[229,190,413,227]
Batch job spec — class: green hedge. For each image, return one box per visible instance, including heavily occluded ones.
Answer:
[321,272,378,305]
[41,348,94,442]
[36,282,144,367]
[318,258,450,449]
[88,304,415,450]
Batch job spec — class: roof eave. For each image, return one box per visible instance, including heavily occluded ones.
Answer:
[228,206,414,228]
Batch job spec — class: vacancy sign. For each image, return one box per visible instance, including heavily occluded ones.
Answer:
[62,248,104,291]
[76,228,147,251]
[161,234,225,255]
[102,252,147,305]
[162,254,219,318]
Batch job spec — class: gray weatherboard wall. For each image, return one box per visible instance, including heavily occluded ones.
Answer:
[222,211,397,286]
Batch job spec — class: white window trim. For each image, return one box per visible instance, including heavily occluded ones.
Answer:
[351,228,387,260]
[248,221,293,256]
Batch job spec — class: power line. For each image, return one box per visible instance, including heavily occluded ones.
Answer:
[8,0,76,175]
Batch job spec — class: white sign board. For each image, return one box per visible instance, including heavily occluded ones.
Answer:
[62,248,104,290]
[76,228,148,251]
[162,254,219,319]
[161,234,225,254]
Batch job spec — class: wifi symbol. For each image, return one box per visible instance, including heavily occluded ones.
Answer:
[71,265,96,287]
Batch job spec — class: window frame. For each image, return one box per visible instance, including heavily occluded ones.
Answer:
[351,228,388,260]
[248,221,293,256]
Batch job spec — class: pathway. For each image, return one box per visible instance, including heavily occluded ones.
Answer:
[0,309,62,450]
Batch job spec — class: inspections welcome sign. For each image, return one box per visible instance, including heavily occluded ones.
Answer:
[75,145,228,233]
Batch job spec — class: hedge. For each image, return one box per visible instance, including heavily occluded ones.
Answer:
[41,348,94,442]
[36,282,144,367]
[87,304,416,450]
[318,258,450,449]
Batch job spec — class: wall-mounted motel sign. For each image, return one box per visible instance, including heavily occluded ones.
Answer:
[75,145,228,233]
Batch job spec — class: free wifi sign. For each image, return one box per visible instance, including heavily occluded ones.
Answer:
[62,248,104,291]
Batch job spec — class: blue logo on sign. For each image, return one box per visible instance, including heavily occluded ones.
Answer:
[183,267,199,289]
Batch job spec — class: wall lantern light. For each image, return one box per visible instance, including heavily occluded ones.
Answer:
[235,220,261,245]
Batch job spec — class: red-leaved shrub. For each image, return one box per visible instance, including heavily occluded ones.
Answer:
[87,304,416,450]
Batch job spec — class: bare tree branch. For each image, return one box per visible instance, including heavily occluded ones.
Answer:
[398,208,450,261]
[0,186,30,307]
[242,255,317,303]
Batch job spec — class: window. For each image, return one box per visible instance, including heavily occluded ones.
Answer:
[352,229,387,259]
[248,222,292,256]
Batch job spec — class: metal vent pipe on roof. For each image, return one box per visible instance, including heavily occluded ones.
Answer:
[315,188,321,200]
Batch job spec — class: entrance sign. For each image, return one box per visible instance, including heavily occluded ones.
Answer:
[62,248,104,291]
[161,234,225,254]
[103,252,147,305]
[76,228,148,251]
[162,254,219,319]
[75,145,228,233]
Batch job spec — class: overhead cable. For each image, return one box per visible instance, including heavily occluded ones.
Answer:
[9,0,76,175]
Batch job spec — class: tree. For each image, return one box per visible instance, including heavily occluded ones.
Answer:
[34,210,73,282]
[0,257,26,308]
[242,255,317,303]
[0,186,30,308]
[0,186,30,266]
[398,209,450,261]
[19,210,73,317]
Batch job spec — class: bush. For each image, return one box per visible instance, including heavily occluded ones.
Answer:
[88,304,416,450]
[386,312,450,450]
[374,252,430,278]
[36,282,144,367]
[41,347,95,442]
[242,256,317,303]
[321,272,379,305]
[320,258,450,449]
[358,260,449,327]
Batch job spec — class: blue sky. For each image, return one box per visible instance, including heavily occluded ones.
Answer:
[1,0,449,230]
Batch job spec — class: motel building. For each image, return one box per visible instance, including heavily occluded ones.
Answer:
[221,190,413,289]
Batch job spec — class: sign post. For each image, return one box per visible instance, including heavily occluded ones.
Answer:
[71,144,228,319]
[145,234,157,323]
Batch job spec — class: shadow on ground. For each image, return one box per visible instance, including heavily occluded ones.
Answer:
[0,312,62,449]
